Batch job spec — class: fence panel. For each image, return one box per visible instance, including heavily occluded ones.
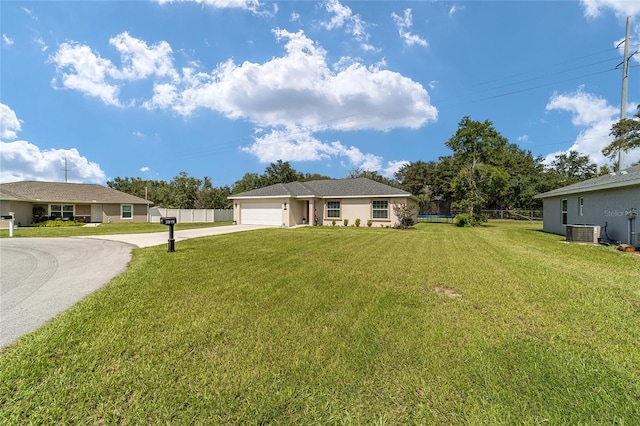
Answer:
[148,207,233,223]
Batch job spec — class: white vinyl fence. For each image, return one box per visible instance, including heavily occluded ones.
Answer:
[149,207,233,223]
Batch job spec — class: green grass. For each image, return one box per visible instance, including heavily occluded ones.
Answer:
[0,221,232,238]
[1,221,639,424]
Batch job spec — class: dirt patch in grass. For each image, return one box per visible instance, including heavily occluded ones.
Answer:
[434,286,462,298]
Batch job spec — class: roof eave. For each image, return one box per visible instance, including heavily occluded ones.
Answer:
[535,179,640,199]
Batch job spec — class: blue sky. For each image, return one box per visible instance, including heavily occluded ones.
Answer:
[1,0,639,186]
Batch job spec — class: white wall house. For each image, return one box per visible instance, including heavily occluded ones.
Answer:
[229,178,418,228]
[535,165,640,246]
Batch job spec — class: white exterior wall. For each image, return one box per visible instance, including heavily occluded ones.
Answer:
[320,197,416,227]
[542,186,640,245]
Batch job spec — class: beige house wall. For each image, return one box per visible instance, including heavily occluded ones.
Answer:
[101,204,148,223]
[320,197,416,227]
[1,198,148,227]
[0,200,32,228]
[289,199,309,226]
[231,196,417,228]
[75,204,91,222]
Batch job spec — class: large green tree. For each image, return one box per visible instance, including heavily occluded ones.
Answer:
[231,161,330,195]
[263,160,304,185]
[395,161,438,196]
[444,117,511,223]
[169,172,202,209]
[547,150,598,186]
[347,168,399,187]
[602,105,640,166]
[107,177,171,206]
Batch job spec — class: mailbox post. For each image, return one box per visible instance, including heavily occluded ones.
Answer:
[160,216,177,252]
[1,212,15,237]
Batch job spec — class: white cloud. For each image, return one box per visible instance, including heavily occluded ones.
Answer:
[34,37,48,52]
[449,5,464,17]
[146,29,437,132]
[0,104,106,183]
[0,103,22,140]
[50,32,179,106]
[140,166,150,172]
[580,0,640,18]
[155,0,272,15]
[241,127,383,171]
[391,9,428,47]
[290,12,301,23]
[50,42,122,106]
[321,0,372,50]
[517,135,529,143]
[109,32,178,81]
[2,34,14,46]
[0,141,106,184]
[22,7,36,20]
[383,160,409,179]
[544,88,640,167]
[133,131,145,137]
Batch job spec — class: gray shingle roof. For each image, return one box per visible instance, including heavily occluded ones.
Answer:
[230,178,413,199]
[0,181,151,204]
[535,164,640,198]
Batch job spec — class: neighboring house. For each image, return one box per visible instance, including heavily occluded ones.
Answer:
[228,177,418,228]
[0,181,151,228]
[534,164,640,245]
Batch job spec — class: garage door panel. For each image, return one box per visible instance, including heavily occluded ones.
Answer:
[241,203,282,226]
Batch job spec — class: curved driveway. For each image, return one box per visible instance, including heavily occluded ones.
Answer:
[0,225,271,348]
[1,238,133,348]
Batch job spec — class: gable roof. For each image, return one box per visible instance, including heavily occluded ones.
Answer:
[535,164,640,199]
[0,181,151,204]
[229,177,414,199]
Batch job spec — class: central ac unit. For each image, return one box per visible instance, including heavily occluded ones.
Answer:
[566,225,602,243]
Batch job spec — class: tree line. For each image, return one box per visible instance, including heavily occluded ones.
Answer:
[108,111,639,216]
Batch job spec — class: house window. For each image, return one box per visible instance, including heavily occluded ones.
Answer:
[121,204,133,220]
[326,201,341,218]
[579,197,584,216]
[372,200,389,219]
[50,204,74,220]
[561,199,568,225]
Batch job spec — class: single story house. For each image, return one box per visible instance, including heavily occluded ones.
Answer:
[229,177,418,228]
[534,164,640,245]
[0,181,151,228]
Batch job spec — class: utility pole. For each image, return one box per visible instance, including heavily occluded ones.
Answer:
[617,16,631,170]
[64,158,69,183]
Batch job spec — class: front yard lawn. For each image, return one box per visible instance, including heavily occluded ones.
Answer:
[1,221,638,424]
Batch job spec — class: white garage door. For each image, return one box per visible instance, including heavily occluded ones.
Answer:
[241,203,282,226]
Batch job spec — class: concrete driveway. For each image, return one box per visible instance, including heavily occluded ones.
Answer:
[0,224,272,348]
[75,224,272,248]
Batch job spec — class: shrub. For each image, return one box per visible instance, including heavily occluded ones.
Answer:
[355,218,361,227]
[332,220,336,226]
[392,202,416,229]
[454,212,488,227]
[454,213,471,227]
[343,219,349,227]
[31,220,84,228]
[367,220,373,227]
